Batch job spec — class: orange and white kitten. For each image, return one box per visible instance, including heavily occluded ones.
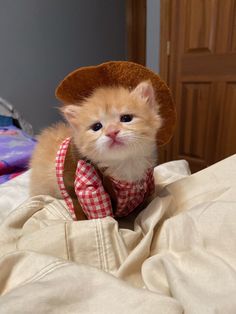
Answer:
[30,81,162,198]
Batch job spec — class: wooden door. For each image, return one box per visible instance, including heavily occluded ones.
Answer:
[161,0,236,172]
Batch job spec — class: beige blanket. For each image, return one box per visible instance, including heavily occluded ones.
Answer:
[0,156,236,313]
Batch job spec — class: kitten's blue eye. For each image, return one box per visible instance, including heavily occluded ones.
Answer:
[91,122,103,131]
[120,114,133,123]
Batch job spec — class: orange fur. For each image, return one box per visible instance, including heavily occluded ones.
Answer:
[30,82,162,197]
[30,123,71,197]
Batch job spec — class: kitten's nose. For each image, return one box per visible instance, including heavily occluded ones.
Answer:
[106,130,120,140]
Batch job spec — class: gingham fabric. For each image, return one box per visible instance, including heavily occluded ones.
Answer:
[56,137,155,220]
[74,160,113,219]
[112,167,154,217]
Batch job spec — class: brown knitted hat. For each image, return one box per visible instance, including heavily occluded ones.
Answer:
[55,61,176,146]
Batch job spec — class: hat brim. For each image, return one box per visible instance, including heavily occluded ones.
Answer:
[55,61,176,146]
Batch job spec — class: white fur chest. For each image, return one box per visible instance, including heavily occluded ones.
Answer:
[99,153,156,182]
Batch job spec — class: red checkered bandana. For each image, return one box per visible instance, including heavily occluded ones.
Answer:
[56,137,155,220]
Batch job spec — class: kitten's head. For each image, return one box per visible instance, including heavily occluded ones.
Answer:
[61,81,162,164]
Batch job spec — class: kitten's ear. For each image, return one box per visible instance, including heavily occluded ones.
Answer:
[131,81,156,109]
[60,105,80,126]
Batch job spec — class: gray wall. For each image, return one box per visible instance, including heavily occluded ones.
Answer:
[146,0,160,73]
[0,0,126,133]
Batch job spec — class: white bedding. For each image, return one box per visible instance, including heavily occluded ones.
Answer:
[0,156,236,313]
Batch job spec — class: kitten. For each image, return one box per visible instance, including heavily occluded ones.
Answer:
[29,81,162,199]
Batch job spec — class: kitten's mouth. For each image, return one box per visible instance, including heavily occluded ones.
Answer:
[108,139,124,148]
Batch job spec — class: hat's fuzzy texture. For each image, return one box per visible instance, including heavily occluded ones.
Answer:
[55,61,176,146]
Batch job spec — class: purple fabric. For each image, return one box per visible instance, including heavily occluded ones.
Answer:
[0,126,36,184]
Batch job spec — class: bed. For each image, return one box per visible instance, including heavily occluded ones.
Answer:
[0,153,236,313]
[0,98,36,184]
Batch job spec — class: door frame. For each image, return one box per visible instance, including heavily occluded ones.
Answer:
[126,0,147,65]
[158,0,171,163]
[160,0,171,83]
[159,0,178,163]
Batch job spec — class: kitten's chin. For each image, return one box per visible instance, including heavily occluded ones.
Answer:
[93,133,157,162]
[94,140,156,163]
[98,145,131,161]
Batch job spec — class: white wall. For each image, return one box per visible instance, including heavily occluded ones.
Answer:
[146,0,160,73]
[0,0,126,133]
